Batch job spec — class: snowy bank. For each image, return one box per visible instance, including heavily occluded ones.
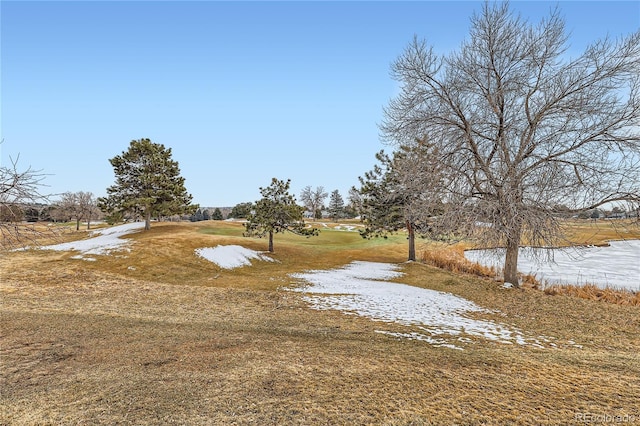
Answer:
[195,245,274,269]
[289,261,557,350]
[39,222,145,260]
[465,240,640,291]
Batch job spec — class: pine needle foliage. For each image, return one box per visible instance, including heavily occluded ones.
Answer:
[98,138,197,230]
[358,144,444,261]
[244,178,319,252]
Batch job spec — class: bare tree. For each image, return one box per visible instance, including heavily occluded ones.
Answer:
[381,2,640,285]
[0,155,50,249]
[58,191,99,230]
[347,186,363,215]
[299,185,328,220]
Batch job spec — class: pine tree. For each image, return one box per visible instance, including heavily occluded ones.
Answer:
[229,202,252,219]
[244,178,318,252]
[211,208,223,220]
[358,144,443,261]
[328,190,344,222]
[98,138,197,230]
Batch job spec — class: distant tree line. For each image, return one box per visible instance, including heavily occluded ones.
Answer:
[188,207,225,222]
[298,186,358,221]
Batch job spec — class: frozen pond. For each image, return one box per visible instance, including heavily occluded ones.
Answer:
[465,240,640,292]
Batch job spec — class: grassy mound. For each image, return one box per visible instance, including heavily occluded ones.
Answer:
[1,220,638,424]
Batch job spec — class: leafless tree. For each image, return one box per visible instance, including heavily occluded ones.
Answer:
[58,191,99,230]
[299,185,328,219]
[0,155,51,249]
[347,186,363,217]
[381,2,640,285]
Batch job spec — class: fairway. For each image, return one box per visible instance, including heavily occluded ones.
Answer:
[1,220,639,425]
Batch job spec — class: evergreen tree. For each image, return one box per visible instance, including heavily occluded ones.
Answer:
[328,190,344,222]
[229,202,252,219]
[244,178,318,252]
[358,144,443,261]
[211,208,223,220]
[98,138,197,230]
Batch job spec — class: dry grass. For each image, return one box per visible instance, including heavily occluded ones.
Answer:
[420,243,496,279]
[1,220,639,425]
[545,284,640,306]
[560,219,640,246]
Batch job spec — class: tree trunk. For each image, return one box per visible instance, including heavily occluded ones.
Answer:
[145,211,151,231]
[503,235,520,287]
[76,218,80,231]
[407,220,416,261]
[268,231,274,252]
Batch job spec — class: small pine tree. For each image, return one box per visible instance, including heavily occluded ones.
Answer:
[244,178,318,252]
[328,190,344,222]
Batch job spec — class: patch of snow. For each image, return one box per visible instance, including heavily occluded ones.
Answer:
[502,282,515,289]
[465,240,640,291]
[70,255,96,261]
[375,330,464,350]
[195,245,274,269]
[39,222,145,259]
[333,225,358,232]
[289,261,552,349]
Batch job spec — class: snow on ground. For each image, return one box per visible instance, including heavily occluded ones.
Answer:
[289,261,555,350]
[195,245,274,269]
[38,222,145,260]
[319,223,361,232]
[465,240,640,291]
[333,225,359,232]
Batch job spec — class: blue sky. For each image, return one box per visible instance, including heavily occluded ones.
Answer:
[2,1,638,207]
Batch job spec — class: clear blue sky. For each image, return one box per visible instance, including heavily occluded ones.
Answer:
[2,1,638,207]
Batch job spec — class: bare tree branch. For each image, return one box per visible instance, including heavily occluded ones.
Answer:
[381,2,640,285]
[0,155,55,249]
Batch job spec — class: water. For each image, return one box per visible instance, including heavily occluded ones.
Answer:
[464,240,640,291]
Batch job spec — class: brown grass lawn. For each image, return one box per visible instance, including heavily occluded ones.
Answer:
[1,220,639,425]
